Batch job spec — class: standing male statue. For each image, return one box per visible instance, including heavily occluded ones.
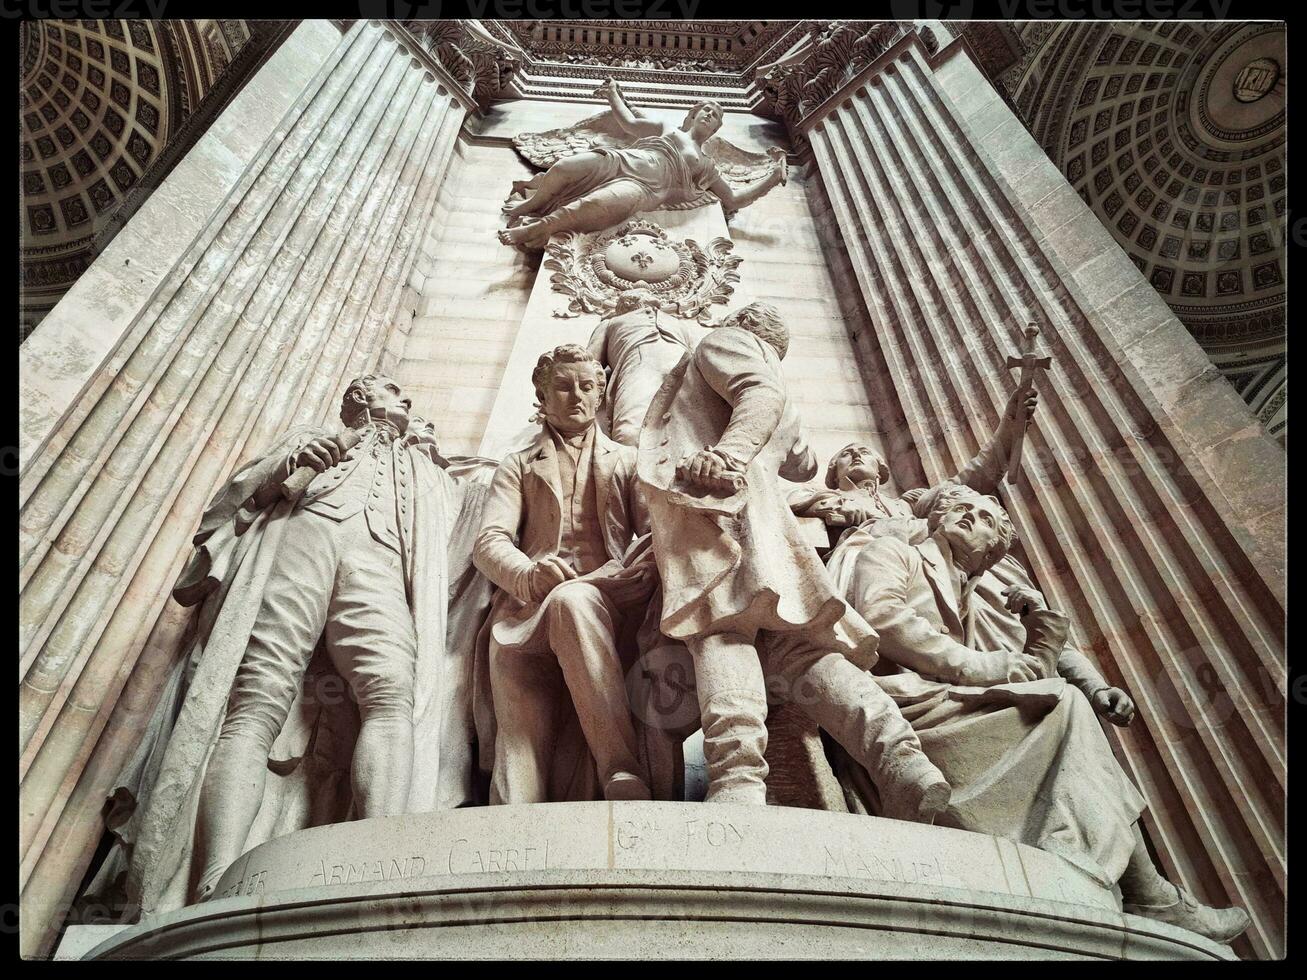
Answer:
[587,289,711,446]
[127,375,462,912]
[636,302,948,817]
[474,344,657,804]
[832,483,1251,944]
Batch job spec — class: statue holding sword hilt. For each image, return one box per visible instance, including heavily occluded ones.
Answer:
[1003,322,1052,485]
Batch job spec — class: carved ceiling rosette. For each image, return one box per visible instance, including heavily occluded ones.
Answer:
[543,219,742,322]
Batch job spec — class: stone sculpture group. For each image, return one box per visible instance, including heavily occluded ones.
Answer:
[101,83,1254,950]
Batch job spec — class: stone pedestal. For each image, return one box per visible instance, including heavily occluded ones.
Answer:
[75,803,1232,960]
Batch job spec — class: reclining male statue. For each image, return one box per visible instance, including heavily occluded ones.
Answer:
[824,479,1251,945]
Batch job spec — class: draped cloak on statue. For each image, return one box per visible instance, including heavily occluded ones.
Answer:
[99,425,495,917]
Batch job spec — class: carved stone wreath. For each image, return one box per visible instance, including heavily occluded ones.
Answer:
[543,219,742,322]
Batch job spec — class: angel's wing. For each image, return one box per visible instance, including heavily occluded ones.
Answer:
[510,110,634,170]
[661,135,788,212]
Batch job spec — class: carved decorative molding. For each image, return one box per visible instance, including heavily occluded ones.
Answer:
[754,21,937,153]
[543,218,741,321]
[405,20,521,109]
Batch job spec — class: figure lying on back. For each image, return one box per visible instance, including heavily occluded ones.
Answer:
[500,77,787,250]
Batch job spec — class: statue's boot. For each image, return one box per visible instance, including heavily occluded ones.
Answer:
[605,771,652,801]
[1124,883,1252,944]
[873,745,951,825]
[192,865,226,904]
[700,692,769,806]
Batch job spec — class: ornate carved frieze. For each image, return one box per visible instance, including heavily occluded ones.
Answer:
[543,218,742,321]
[406,20,521,109]
[545,51,736,75]
[754,21,933,152]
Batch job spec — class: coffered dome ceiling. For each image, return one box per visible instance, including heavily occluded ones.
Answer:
[19,19,272,339]
[990,21,1286,441]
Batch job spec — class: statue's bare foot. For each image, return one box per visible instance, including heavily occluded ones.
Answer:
[499,220,547,249]
[502,198,532,219]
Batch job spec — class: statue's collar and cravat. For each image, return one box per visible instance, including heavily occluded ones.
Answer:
[547,423,593,455]
[926,531,982,644]
[840,475,892,516]
[357,418,404,448]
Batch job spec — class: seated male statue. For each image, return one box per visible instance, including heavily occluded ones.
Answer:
[835,483,1251,944]
[474,344,657,804]
[587,288,711,446]
[636,301,948,819]
[128,375,462,910]
[796,387,1135,727]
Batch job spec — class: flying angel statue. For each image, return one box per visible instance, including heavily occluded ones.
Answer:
[500,77,789,250]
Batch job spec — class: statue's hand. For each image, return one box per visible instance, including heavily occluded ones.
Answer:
[529,556,577,602]
[1004,383,1039,424]
[602,559,659,607]
[960,649,1043,687]
[766,146,789,186]
[594,76,620,102]
[809,499,850,527]
[1001,584,1048,617]
[811,498,873,528]
[677,448,745,497]
[1092,687,1136,727]
[293,435,346,473]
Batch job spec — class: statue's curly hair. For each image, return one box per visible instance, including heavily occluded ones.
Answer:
[531,344,607,420]
[680,99,724,133]
[926,484,1016,570]
[340,375,384,427]
[614,288,661,314]
[720,302,789,360]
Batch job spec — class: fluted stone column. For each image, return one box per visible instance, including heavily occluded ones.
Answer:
[17,21,471,958]
[799,31,1285,959]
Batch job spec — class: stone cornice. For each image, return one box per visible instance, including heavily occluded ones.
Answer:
[754,22,941,153]
[392,21,520,112]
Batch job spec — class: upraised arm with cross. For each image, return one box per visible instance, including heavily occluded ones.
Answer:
[1004,323,1052,484]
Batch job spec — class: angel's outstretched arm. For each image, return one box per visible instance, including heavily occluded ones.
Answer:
[598,78,663,139]
[708,166,783,212]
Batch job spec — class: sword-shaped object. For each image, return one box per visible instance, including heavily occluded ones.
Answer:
[1004,323,1052,485]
